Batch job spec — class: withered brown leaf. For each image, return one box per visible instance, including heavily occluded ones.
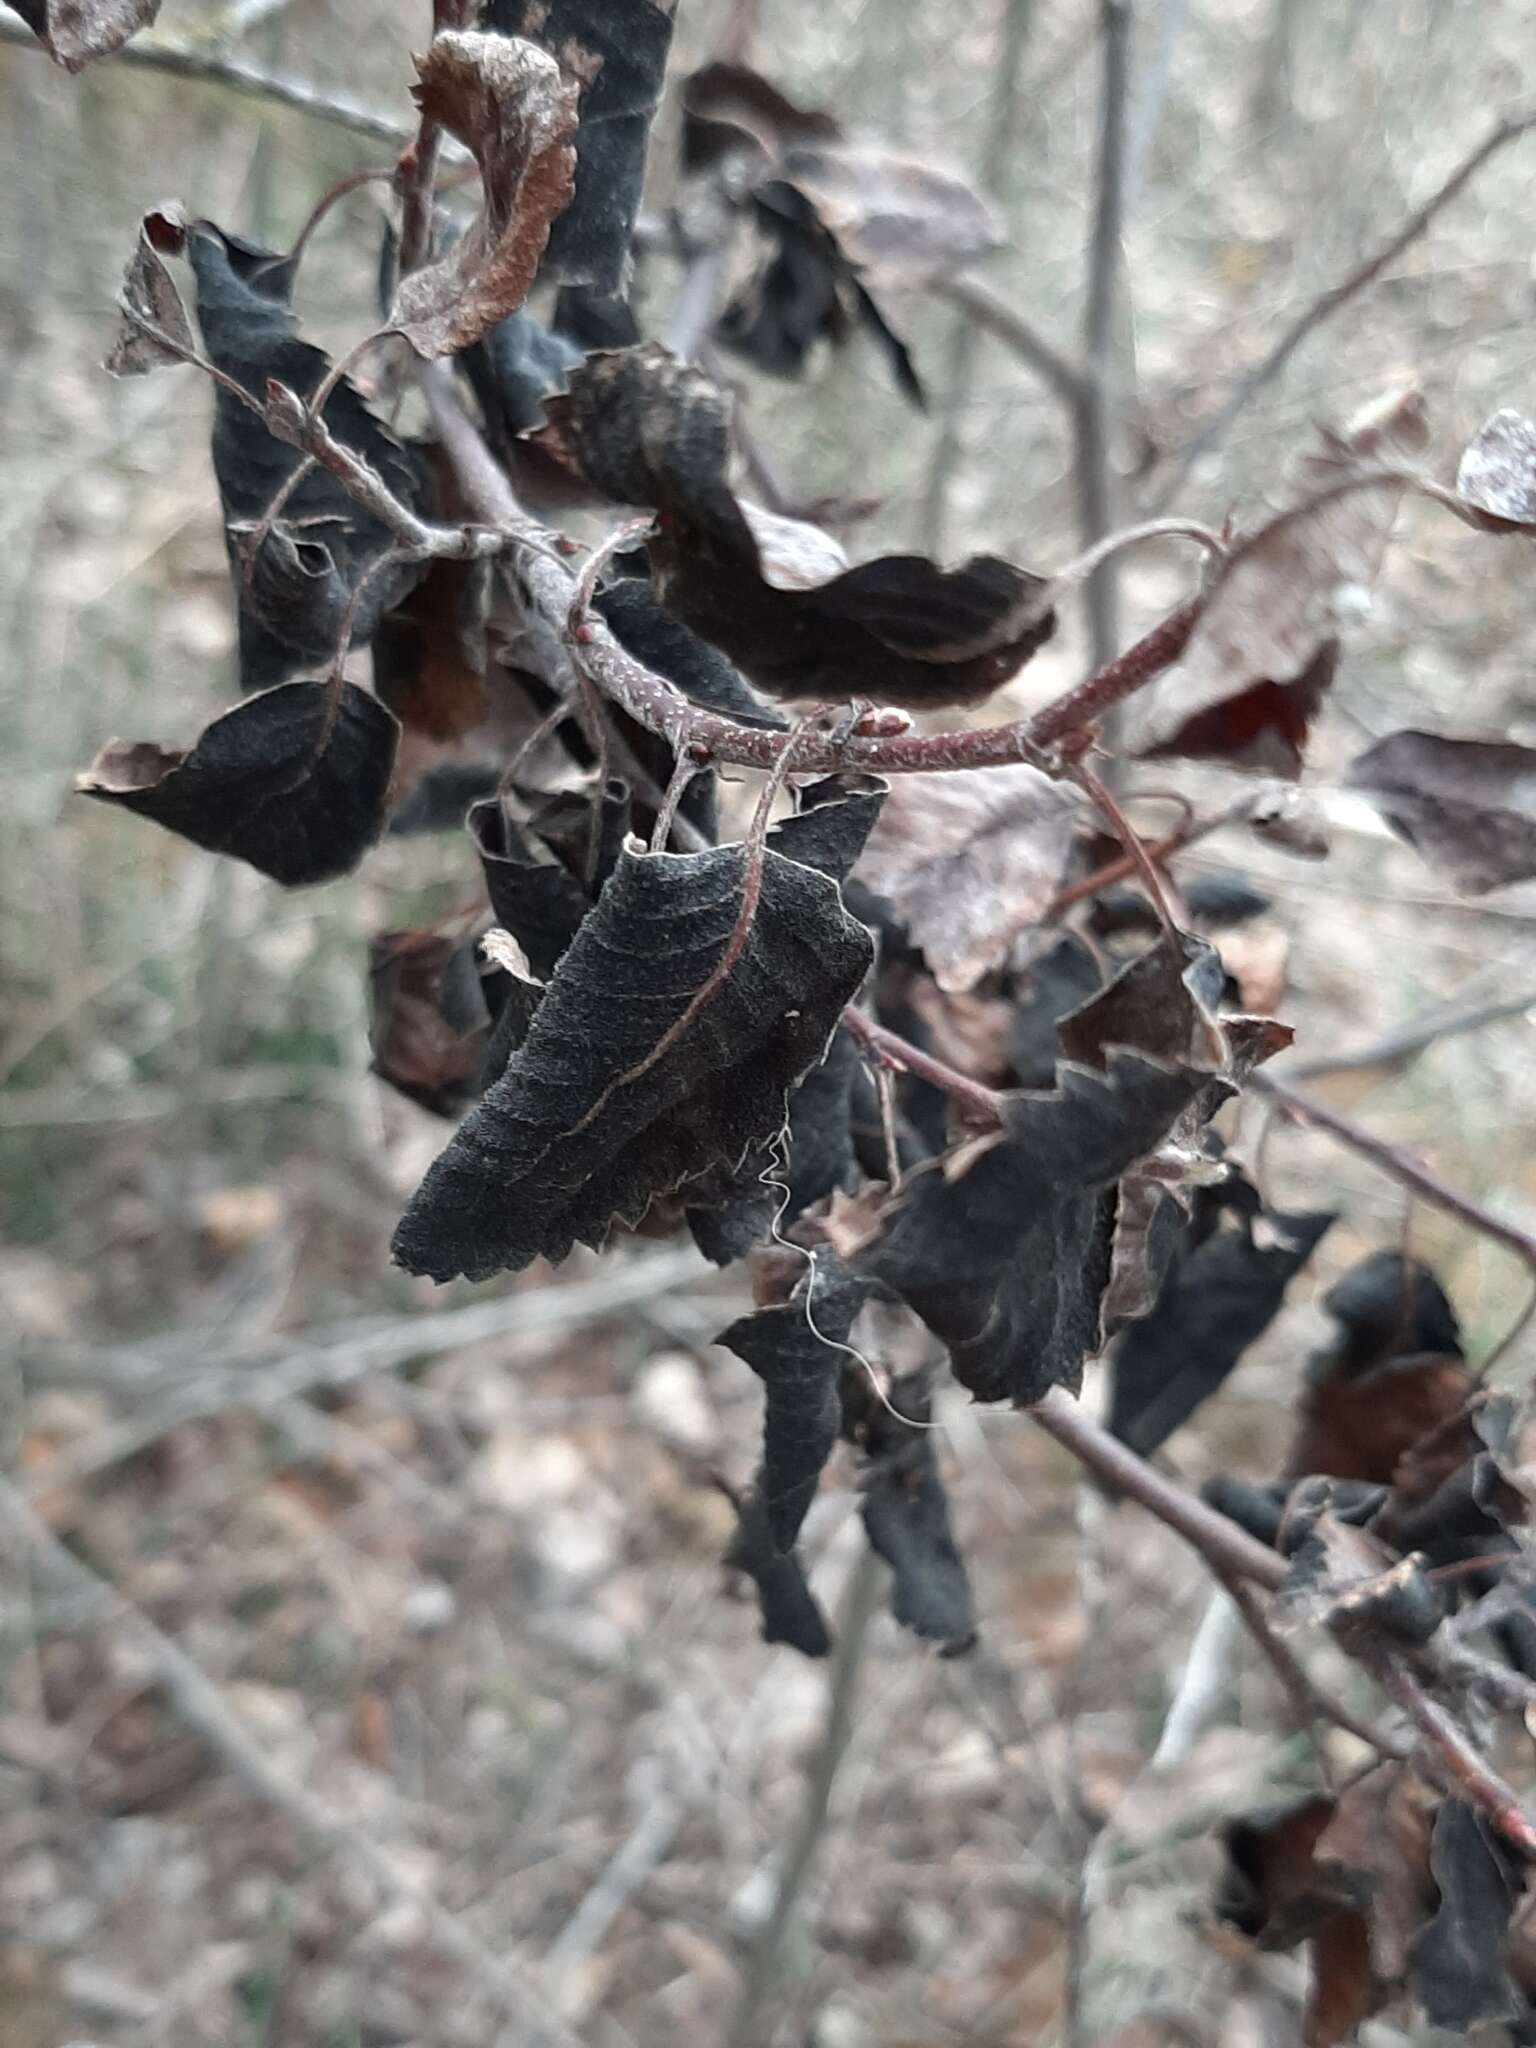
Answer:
[1347,729,1536,894]
[391,32,579,359]
[1128,390,1428,773]
[12,0,158,70]
[854,765,1080,993]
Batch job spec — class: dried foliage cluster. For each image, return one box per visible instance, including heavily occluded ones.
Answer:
[22,0,1536,2036]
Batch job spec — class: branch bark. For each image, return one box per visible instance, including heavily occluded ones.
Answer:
[1075,0,1134,672]
[0,15,413,145]
[918,0,1041,556]
[1148,103,1536,510]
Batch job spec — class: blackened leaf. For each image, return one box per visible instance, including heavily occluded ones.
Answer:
[718,1258,868,1551]
[1108,1204,1336,1457]
[488,0,677,294]
[389,760,501,834]
[370,928,493,1117]
[859,936,1231,1403]
[464,306,582,443]
[595,576,785,728]
[1347,730,1536,894]
[850,1370,976,1650]
[681,61,840,173]
[525,777,632,890]
[528,346,1055,708]
[687,1026,866,1265]
[467,795,598,977]
[724,1488,831,1657]
[1318,1251,1464,1373]
[858,1060,1202,1405]
[186,224,427,693]
[75,680,398,887]
[770,775,888,885]
[1128,390,1428,773]
[553,286,640,350]
[392,33,579,358]
[1009,935,1105,1089]
[718,181,924,406]
[1411,1801,1522,2029]
[104,205,194,377]
[372,555,489,740]
[855,766,1080,992]
[11,0,157,70]
[392,836,875,1281]
[1455,409,1536,530]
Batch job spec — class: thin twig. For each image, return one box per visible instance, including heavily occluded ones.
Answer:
[420,356,1204,776]
[933,274,1088,409]
[918,0,1041,556]
[1149,103,1536,509]
[0,16,414,145]
[0,1477,586,2047]
[1248,1072,1536,1280]
[840,1007,1006,1128]
[1076,0,1135,672]
[1371,1652,1536,1858]
[724,1546,886,2048]
[1220,1570,1409,1762]
[1282,980,1536,1080]
[1029,1388,1288,1590]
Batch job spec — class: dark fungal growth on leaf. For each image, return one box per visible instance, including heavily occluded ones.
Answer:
[843,1366,976,1651]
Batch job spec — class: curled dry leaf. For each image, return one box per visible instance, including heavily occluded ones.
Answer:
[1108,1185,1335,1458]
[1454,409,1536,530]
[186,223,428,693]
[1219,1767,1435,2048]
[391,833,874,1281]
[856,935,1235,1405]
[855,765,1080,993]
[531,345,1056,707]
[843,1366,976,1650]
[372,554,489,741]
[486,0,678,294]
[1128,389,1429,773]
[75,680,399,887]
[11,0,158,70]
[369,927,495,1117]
[1411,1800,1526,2030]
[723,1486,830,1658]
[1347,729,1536,894]
[392,32,579,359]
[717,1258,868,1552]
[782,142,1003,288]
[104,204,193,377]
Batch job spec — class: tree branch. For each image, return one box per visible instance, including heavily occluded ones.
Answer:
[1149,103,1536,511]
[932,274,1089,409]
[419,356,1203,776]
[0,15,414,145]
[1075,0,1134,672]
[1248,1071,1536,1279]
[1372,1653,1536,1858]
[0,1476,585,2047]
[918,0,1041,556]
[724,1546,886,2048]
[1029,1388,1288,1589]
